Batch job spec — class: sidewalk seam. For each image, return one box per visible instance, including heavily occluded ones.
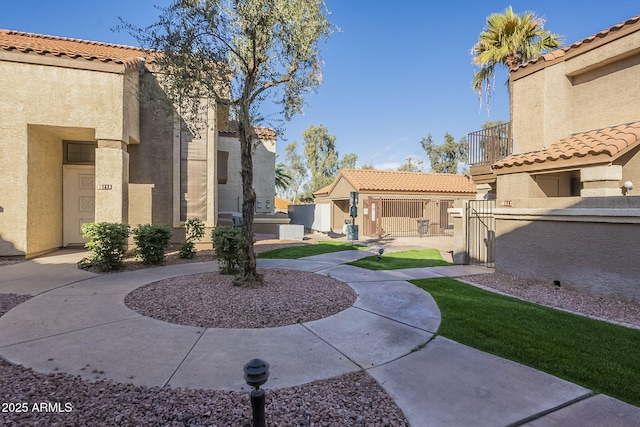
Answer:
[33,274,100,296]
[0,315,143,349]
[298,323,363,369]
[163,329,207,387]
[351,305,438,334]
[507,391,594,426]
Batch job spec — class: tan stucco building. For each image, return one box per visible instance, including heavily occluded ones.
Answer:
[0,30,276,258]
[466,15,640,302]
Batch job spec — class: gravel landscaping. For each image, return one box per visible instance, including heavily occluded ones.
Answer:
[0,291,407,426]
[462,272,640,328]
[125,269,357,328]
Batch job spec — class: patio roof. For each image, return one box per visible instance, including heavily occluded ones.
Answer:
[492,121,640,174]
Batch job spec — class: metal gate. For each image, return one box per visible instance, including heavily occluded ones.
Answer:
[363,197,455,237]
[467,199,496,267]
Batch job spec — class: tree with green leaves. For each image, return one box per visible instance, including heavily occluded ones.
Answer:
[340,152,358,170]
[397,157,423,172]
[421,133,468,174]
[300,124,356,201]
[472,6,562,111]
[123,0,333,285]
[283,142,307,203]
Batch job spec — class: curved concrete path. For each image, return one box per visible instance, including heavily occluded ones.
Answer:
[0,251,444,390]
[1,249,639,426]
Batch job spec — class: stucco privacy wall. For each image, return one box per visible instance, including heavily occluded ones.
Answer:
[26,126,63,255]
[0,53,139,255]
[495,196,640,303]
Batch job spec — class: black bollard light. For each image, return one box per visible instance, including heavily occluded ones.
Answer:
[377,248,384,262]
[243,358,270,427]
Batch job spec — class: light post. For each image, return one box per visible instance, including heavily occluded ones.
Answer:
[243,358,270,427]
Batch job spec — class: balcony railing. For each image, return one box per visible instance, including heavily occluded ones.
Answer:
[468,122,512,166]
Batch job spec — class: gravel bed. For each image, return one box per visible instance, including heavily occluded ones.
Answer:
[0,359,408,426]
[462,272,640,328]
[0,294,407,426]
[125,269,357,328]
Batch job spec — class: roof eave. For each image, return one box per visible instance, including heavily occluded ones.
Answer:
[0,49,133,74]
[511,14,640,81]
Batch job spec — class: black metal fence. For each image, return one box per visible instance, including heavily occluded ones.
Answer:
[468,122,512,166]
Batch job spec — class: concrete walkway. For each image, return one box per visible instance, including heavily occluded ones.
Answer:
[1,249,639,426]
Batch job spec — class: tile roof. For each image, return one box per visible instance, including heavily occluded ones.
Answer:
[513,14,640,74]
[315,169,477,197]
[0,29,148,67]
[492,122,640,172]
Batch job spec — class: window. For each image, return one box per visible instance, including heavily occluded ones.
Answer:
[64,141,96,164]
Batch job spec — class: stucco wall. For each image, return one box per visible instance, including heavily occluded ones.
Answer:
[27,126,63,255]
[496,215,640,303]
[494,196,640,303]
[0,60,135,142]
[511,30,640,155]
[0,57,138,255]
[129,75,176,228]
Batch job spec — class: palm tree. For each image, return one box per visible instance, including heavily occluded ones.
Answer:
[275,162,292,194]
[472,6,562,110]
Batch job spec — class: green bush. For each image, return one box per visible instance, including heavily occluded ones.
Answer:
[81,222,130,272]
[179,218,205,259]
[212,226,242,274]
[132,224,172,265]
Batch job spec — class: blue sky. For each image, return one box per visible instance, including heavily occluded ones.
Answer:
[2,1,638,170]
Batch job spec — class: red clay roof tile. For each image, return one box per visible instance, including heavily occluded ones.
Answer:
[315,169,477,197]
[0,29,147,67]
[492,122,640,171]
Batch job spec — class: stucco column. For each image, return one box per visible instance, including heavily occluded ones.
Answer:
[95,140,129,224]
[580,165,623,197]
[475,183,496,200]
[449,200,467,264]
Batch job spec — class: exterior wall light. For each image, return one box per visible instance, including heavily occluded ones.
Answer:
[623,181,634,195]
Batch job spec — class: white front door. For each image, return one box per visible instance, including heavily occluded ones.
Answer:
[63,165,95,246]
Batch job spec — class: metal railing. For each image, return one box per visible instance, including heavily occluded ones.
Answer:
[468,122,512,166]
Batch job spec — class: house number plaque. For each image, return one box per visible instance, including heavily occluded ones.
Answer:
[97,184,113,190]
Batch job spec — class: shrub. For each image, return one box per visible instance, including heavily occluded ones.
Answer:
[132,224,172,265]
[179,218,205,259]
[81,222,130,272]
[212,226,242,274]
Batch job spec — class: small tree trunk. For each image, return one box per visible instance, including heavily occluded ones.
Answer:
[236,107,263,286]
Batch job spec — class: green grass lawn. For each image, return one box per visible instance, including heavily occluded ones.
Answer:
[347,249,451,270]
[257,241,366,259]
[412,277,640,407]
